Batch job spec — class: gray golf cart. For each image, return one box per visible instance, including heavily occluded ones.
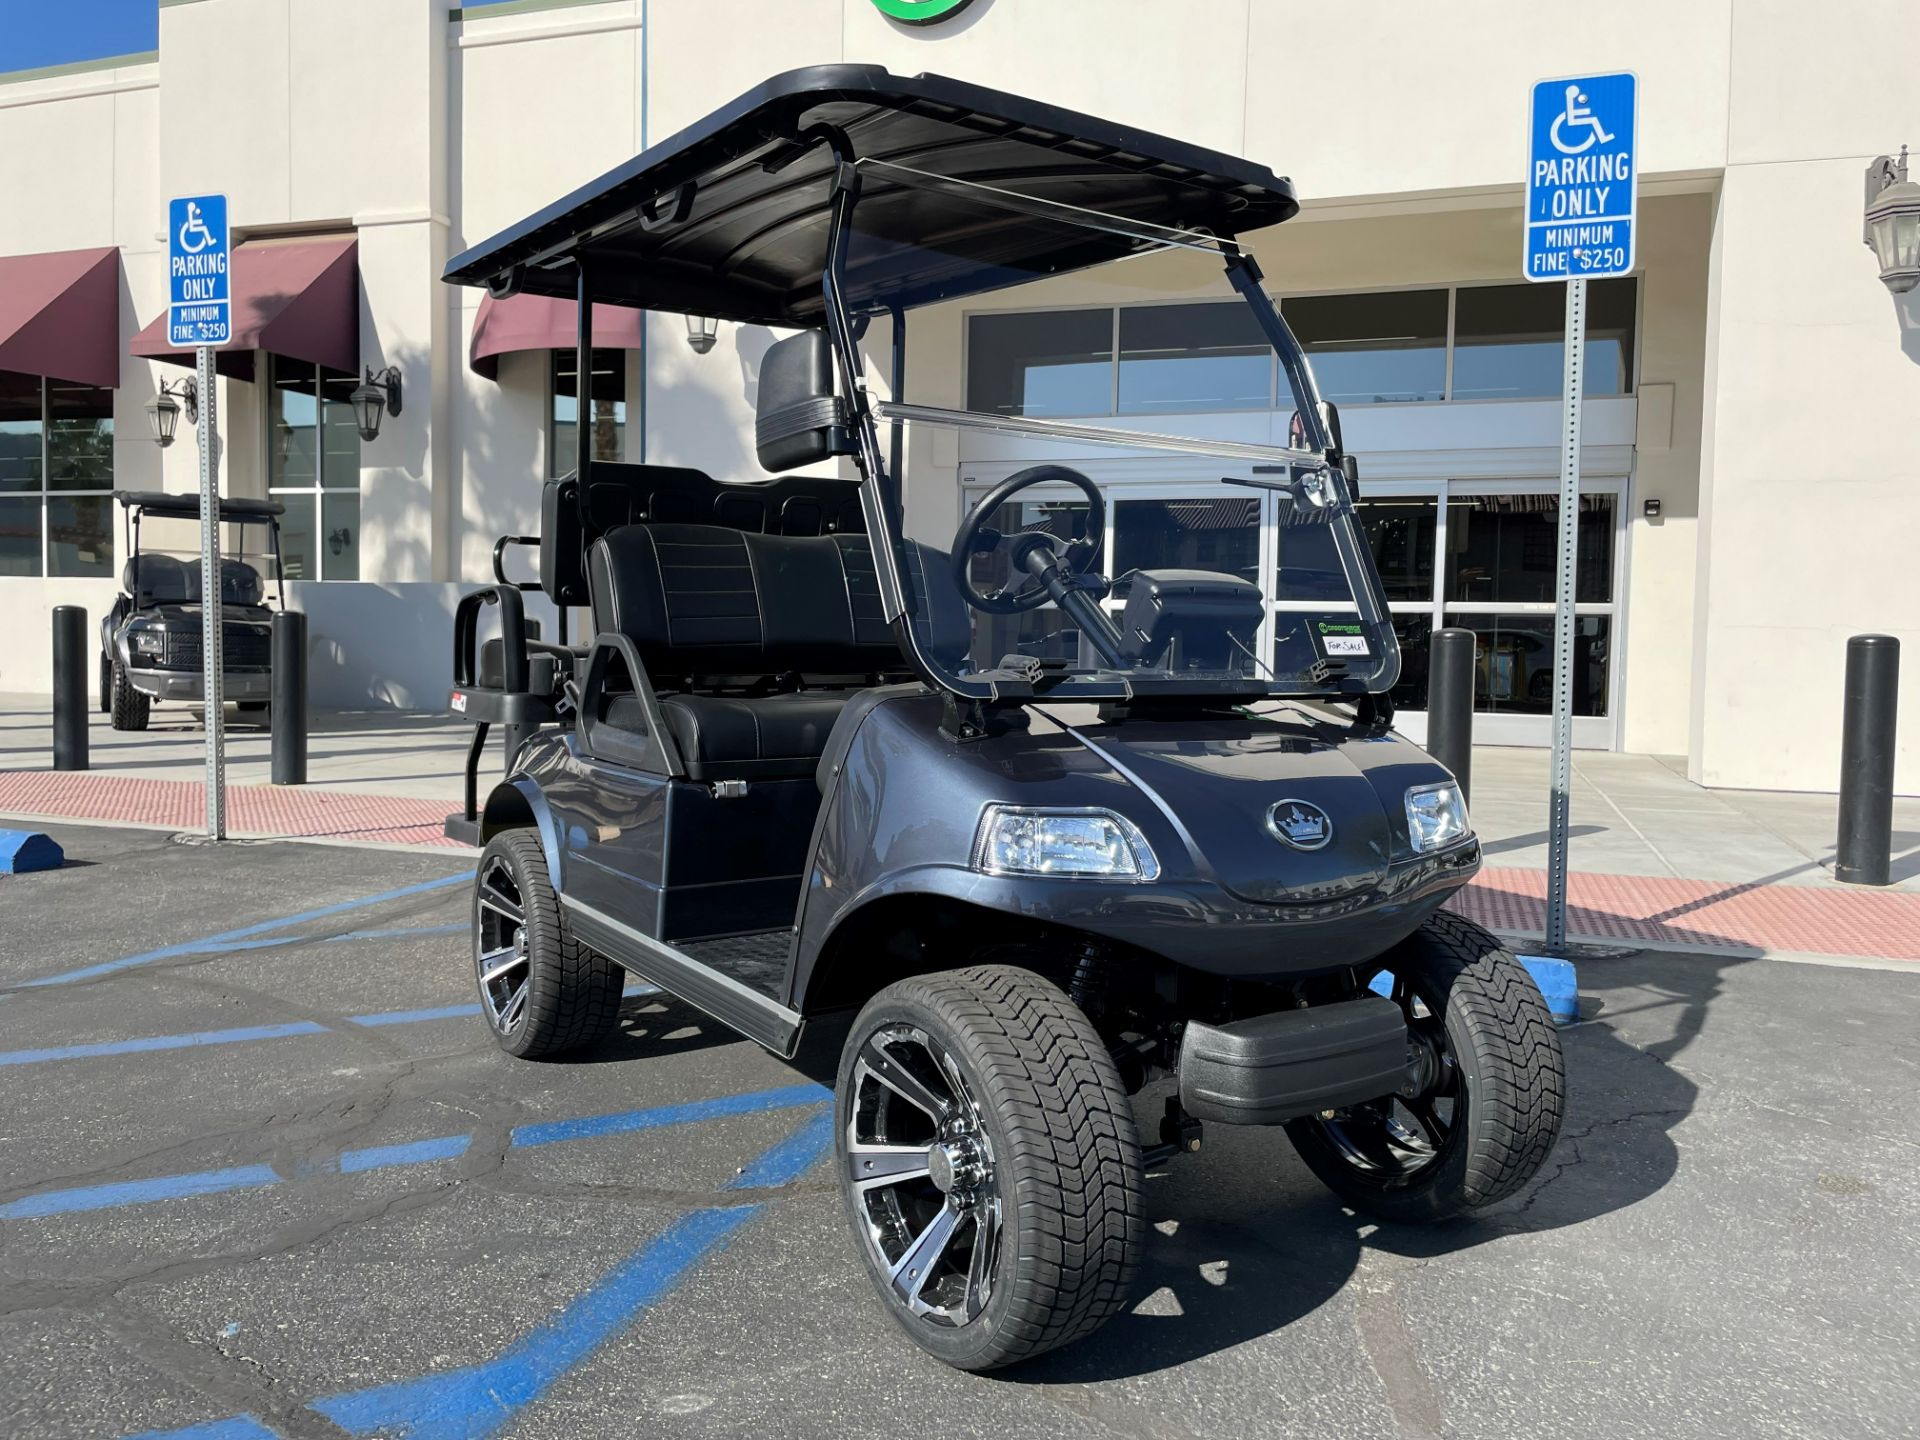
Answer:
[101,489,285,730]
[442,67,1565,1371]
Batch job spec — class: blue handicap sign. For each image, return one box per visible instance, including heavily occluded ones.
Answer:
[167,193,232,346]
[1524,72,1636,282]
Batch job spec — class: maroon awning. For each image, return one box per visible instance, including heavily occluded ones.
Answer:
[129,235,359,381]
[0,247,121,388]
[469,292,644,379]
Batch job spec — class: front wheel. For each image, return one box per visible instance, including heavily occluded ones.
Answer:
[836,967,1143,1371]
[472,830,621,1059]
[1285,912,1566,1222]
[109,661,150,732]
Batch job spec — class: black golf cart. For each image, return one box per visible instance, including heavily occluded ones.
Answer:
[442,68,1565,1371]
[101,490,285,731]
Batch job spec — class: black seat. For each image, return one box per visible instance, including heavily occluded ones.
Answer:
[586,522,907,779]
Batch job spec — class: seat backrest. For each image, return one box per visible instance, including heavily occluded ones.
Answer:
[588,522,903,677]
[123,555,264,607]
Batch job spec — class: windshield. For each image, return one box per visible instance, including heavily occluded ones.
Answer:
[125,511,280,608]
[844,163,1401,704]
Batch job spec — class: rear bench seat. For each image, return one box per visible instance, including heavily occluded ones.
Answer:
[586,522,905,781]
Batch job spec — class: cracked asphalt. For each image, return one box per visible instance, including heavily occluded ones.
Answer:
[2,821,1917,1439]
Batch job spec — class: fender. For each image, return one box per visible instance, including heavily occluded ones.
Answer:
[481,777,564,892]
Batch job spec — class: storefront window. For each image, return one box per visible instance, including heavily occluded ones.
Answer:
[1445,493,1614,604]
[1117,303,1272,415]
[551,349,627,477]
[1442,612,1611,716]
[967,310,1113,418]
[1282,290,1448,405]
[269,356,361,581]
[1112,496,1259,595]
[1451,279,1636,401]
[1275,495,1441,604]
[0,370,113,578]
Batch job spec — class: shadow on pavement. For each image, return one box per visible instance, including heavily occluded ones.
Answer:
[1007,949,1732,1384]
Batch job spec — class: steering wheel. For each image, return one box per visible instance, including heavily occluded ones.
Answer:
[951,465,1107,615]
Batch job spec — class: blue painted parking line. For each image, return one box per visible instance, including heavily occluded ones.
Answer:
[133,1110,834,1440]
[5,1164,281,1220]
[339,1135,472,1175]
[512,1083,828,1148]
[0,985,661,1069]
[19,874,470,987]
[727,1106,834,1189]
[0,1022,329,1068]
[325,923,468,944]
[1,1084,830,1221]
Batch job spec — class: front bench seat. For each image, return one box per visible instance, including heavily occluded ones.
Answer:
[586,522,906,780]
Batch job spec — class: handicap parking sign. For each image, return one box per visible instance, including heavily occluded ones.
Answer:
[167,193,232,346]
[1524,73,1636,282]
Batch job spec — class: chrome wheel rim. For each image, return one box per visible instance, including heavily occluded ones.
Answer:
[475,855,530,1034]
[847,1025,1001,1327]
[1317,972,1459,1182]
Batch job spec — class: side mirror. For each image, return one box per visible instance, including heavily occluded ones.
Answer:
[755,331,855,473]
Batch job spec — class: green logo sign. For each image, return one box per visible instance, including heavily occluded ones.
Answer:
[871,0,979,24]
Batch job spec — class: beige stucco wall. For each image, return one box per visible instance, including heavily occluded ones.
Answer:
[0,0,1911,792]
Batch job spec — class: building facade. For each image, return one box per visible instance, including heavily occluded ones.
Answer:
[0,0,1913,794]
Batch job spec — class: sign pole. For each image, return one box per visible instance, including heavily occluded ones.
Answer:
[1545,278,1585,950]
[197,343,225,840]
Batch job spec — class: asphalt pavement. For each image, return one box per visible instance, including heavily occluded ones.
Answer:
[1,822,1915,1439]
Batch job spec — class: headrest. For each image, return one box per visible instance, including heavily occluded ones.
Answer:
[755,332,854,473]
[121,555,263,607]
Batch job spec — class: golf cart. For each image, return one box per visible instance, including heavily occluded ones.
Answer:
[443,68,1565,1371]
[101,489,285,731]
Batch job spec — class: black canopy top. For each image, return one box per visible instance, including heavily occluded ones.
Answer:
[114,490,285,522]
[442,66,1298,326]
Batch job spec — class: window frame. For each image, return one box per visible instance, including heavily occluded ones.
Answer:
[960,277,1643,417]
[264,354,361,583]
[0,372,116,580]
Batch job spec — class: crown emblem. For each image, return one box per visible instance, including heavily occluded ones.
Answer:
[1266,799,1332,851]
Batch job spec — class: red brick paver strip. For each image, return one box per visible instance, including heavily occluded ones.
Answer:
[4,772,1917,961]
[0,771,460,848]
[1451,865,1920,964]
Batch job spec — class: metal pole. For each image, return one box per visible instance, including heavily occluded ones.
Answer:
[197,344,226,840]
[1544,278,1586,951]
[51,606,88,772]
[1427,626,1475,805]
[271,609,307,786]
[1836,634,1899,886]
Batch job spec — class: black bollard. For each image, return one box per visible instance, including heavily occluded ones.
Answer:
[1427,626,1476,804]
[271,610,308,786]
[1836,634,1899,886]
[52,606,88,772]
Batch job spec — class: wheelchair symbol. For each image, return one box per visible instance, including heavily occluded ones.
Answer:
[176,202,217,254]
[1549,85,1615,155]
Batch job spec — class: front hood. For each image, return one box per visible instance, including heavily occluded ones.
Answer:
[1049,711,1395,905]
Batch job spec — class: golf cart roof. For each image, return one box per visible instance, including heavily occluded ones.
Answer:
[113,490,285,523]
[442,66,1299,325]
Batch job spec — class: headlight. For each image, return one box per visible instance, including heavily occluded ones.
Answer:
[129,631,164,655]
[1405,781,1470,853]
[973,806,1160,881]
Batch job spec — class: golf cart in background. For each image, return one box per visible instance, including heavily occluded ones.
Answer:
[100,489,285,731]
[443,67,1565,1371]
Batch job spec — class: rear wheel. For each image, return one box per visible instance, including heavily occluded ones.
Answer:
[836,966,1143,1371]
[1285,912,1565,1222]
[472,830,621,1059]
[108,661,150,732]
[98,654,111,714]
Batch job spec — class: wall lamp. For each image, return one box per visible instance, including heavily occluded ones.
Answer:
[145,376,198,449]
[1864,146,1920,295]
[350,365,404,442]
[685,314,719,354]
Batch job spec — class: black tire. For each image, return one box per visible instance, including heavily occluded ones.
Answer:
[98,654,111,714]
[472,830,621,1059]
[237,702,271,726]
[109,660,150,732]
[1285,912,1566,1222]
[836,966,1143,1371]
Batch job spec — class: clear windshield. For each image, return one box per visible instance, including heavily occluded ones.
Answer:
[845,164,1402,703]
[127,511,280,608]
